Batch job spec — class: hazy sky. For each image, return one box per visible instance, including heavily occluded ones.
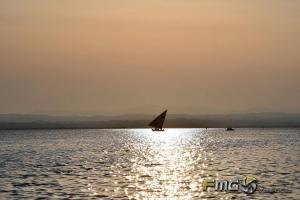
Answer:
[0,0,300,115]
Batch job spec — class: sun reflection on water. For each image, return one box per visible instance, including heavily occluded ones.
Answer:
[125,128,207,199]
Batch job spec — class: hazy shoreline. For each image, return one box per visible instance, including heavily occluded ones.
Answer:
[1,112,300,130]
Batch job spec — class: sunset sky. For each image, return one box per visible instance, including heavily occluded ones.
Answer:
[0,0,299,115]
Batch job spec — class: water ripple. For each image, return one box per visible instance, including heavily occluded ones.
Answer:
[0,128,299,199]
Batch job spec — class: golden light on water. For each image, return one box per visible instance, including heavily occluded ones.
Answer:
[124,129,208,199]
[1,129,299,199]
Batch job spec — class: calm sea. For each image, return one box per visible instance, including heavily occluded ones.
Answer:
[0,128,299,199]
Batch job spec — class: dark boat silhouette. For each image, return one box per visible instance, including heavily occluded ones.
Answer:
[226,128,234,131]
[149,109,167,131]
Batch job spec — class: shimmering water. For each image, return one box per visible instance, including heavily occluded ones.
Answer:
[0,128,299,199]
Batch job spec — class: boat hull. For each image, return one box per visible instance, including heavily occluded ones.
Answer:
[152,129,164,131]
[226,128,234,131]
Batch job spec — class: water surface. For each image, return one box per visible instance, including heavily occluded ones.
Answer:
[0,128,299,199]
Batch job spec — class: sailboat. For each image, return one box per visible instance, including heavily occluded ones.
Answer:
[149,109,167,131]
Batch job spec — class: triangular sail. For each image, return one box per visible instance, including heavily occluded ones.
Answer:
[149,109,167,129]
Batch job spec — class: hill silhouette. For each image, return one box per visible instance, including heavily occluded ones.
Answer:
[0,112,299,129]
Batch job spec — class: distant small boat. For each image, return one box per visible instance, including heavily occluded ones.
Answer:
[149,109,167,131]
[226,128,234,131]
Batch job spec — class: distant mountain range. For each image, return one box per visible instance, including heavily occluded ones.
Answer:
[0,112,299,129]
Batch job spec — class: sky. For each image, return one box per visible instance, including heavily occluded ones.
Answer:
[0,0,300,115]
